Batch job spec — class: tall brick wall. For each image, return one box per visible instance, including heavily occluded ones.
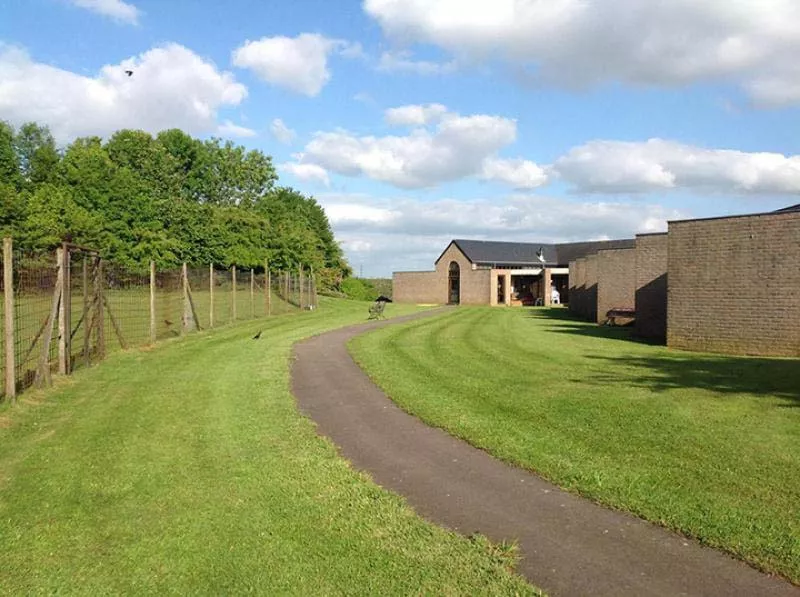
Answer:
[667,211,800,357]
[583,254,599,321]
[569,258,586,316]
[635,233,668,342]
[393,271,444,304]
[597,248,636,323]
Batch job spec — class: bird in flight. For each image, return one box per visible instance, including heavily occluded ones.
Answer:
[125,70,133,77]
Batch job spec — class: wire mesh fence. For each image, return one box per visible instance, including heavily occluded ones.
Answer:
[0,238,317,402]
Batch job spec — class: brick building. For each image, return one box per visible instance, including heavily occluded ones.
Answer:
[393,238,634,306]
[667,209,800,357]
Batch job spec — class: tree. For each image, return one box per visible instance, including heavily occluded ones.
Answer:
[14,122,60,185]
[0,121,21,190]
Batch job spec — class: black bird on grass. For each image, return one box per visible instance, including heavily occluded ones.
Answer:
[252,330,262,340]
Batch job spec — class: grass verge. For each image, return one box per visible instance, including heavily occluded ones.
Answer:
[0,299,537,595]
[349,307,800,583]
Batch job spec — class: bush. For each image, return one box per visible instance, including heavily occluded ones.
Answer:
[340,277,378,301]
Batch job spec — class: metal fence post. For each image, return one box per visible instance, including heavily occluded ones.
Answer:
[149,261,156,344]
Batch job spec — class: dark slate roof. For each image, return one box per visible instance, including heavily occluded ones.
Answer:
[775,203,800,213]
[437,238,635,267]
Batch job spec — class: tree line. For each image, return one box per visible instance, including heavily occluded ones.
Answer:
[0,122,350,287]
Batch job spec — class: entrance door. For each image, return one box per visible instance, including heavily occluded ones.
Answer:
[448,261,460,305]
[497,274,506,304]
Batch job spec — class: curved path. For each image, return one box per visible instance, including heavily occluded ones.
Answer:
[291,310,798,597]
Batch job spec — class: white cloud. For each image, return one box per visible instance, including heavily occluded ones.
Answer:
[364,0,800,106]
[554,139,800,194]
[69,0,140,24]
[481,157,549,189]
[270,118,296,144]
[294,111,517,188]
[218,120,256,138]
[384,103,448,126]
[318,192,680,275]
[279,162,330,187]
[0,43,246,142]
[232,33,347,96]
[377,50,456,76]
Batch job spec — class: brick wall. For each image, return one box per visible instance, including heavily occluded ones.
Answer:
[393,271,444,304]
[583,254,599,321]
[635,233,668,342]
[393,243,493,305]
[569,259,586,316]
[597,248,636,323]
[667,211,800,356]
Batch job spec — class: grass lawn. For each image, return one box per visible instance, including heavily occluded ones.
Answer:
[0,299,537,595]
[349,307,800,583]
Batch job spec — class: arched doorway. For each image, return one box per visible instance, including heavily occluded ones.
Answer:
[448,261,460,305]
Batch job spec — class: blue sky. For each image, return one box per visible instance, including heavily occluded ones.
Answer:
[2,0,799,275]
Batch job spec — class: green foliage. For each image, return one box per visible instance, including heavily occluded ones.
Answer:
[0,122,350,286]
[340,277,379,301]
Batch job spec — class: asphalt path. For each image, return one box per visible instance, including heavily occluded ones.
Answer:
[291,309,799,597]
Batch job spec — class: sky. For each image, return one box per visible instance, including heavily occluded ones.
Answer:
[1,0,799,276]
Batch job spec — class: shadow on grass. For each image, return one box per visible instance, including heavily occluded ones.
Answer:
[524,307,661,345]
[525,308,800,405]
[586,354,800,405]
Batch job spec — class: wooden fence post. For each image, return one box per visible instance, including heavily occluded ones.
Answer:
[96,259,105,360]
[299,265,304,311]
[232,266,237,321]
[209,264,214,328]
[309,265,315,310]
[285,271,289,312]
[3,238,16,402]
[265,259,271,317]
[149,261,156,344]
[82,257,89,366]
[57,246,68,375]
[250,268,255,319]
[181,263,190,334]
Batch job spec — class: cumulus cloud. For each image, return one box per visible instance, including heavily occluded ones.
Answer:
[377,50,457,76]
[0,43,246,142]
[232,33,356,96]
[318,192,680,275]
[364,0,800,106]
[279,161,330,186]
[481,157,549,190]
[554,139,800,194]
[270,118,296,144]
[69,0,140,24]
[384,103,448,126]
[218,120,256,138]
[289,109,518,188]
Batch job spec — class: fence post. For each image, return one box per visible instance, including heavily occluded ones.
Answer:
[310,265,315,310]
[299,265,304,311]
[209,264,214,328]
[57,246,68,375]
[250,268,255,319]
[181,263,190,334]
[149,261,156,344]
[285,271,289,312]
[3,238,15,402]
[265,259,270,317]
[82,257,89,366]
[232,265,237,321]
[96,259,105,360]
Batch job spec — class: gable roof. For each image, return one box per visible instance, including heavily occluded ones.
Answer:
[775,203,800,213]
[436,238,635,267]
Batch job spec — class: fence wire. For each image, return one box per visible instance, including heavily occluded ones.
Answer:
[0,241,318,400]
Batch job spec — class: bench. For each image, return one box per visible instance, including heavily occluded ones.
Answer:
[368,301,386,320]
[605,307,635,326]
